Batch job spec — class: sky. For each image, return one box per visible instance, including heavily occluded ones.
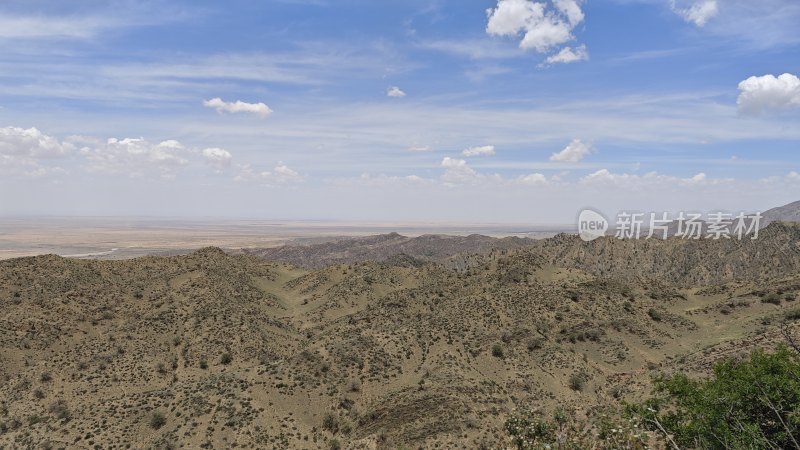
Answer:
[0,0,799,223]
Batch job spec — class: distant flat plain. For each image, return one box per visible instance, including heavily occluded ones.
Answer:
[0,217,571,260]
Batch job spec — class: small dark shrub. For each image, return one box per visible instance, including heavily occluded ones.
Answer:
[647,308,663,322]
[492,344,505,358]
[149,411,166,429]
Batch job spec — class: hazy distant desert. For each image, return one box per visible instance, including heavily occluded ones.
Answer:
[0,217,570,260]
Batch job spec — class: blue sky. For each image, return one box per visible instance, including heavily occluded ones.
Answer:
[0,0,798,222]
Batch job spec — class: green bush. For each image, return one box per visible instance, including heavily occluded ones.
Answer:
[491,343,505,358]
[220,353,233,365]
[762,293,782,305]
[786,308,800,321]
[631,346,800,449]
[149,411,167,429]
[568,371,587,392]
[647,308,662,322]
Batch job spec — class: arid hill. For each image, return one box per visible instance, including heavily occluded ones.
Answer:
[1,224,800,449]
[235,233,536,269]
[763,199,800,227]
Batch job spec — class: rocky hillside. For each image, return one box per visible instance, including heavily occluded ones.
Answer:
[2,229,800,449]
[763,199,800,227]
[235,233,536,268]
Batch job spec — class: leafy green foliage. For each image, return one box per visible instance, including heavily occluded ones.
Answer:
[631,346,800,449]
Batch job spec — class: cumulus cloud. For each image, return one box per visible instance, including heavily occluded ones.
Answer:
[387,86,407,98]
[332,172,431,187]
[79,138,189,178]
[203,97,273,117]
[202,147,232,169]
[581,169,721,187]
[543,44,588,65]
[462,145,496,156]
[0,126,73,159]
[671,0,719,27]
[441,157,479,184]
[486,0,585,56]
[235,163,304,185]
[737,73,800,115]
[549,139,592,162]
[553,0,584,26]
[0,126,73,178]
[516,173,549,185]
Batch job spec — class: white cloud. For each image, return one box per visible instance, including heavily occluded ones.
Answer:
[553,0,584,26]
[486,0,584,55]
[235,163,304,185]
[0,127,73,178]
[408,145,431,152]
[80,138,189,178]
[549,139,592,162]
[581,169,723,187]
[441,157,479,184]
[516,173,549,185]
[462,145,496,156]
[387,86,407,98]
[519,16,573,53]
[203,98,273,117]
[543,44,588,65]
[0,126,73,159]
[202,147,233,169]
[671,0,719,27]
[737,73,800,115]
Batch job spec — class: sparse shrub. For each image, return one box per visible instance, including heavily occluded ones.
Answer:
[720,305,732,315]
[526,337,544,351]
[762,293,782,305]
[786,293,797,302]
[568,371,587,392]
[322,413,339,433]
[27,415,43,426]
[149,411,166,429]
[48,400,70,421]
[647,308,663,322]
[491,343,505,358]
[220,353,232,365]
[785,308,800,321]
[623,301,634,313]
[328,438,341,450]
[347,379,361,392]
[32,388,45,400]
[505,409,649,450]
[199,359,208,369]
[39,372,52,383]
